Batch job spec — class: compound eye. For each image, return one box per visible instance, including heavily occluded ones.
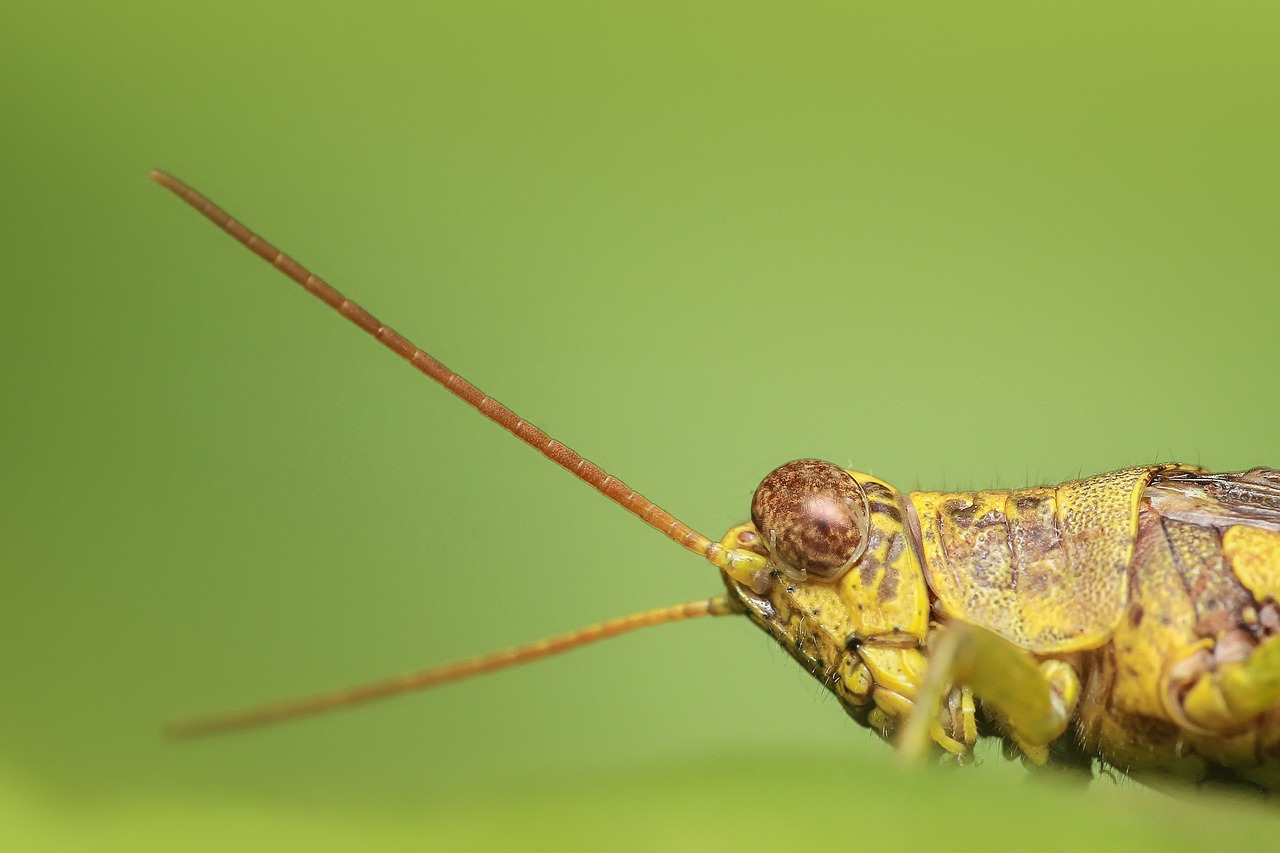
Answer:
[750,460,869,582]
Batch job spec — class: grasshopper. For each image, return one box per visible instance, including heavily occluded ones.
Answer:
[155,171,1280,793]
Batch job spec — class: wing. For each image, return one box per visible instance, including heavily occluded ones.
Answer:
[1147,468,1280,532]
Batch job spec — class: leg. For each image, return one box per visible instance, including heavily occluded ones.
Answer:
[898,622,1080,764]
[1175,633,1280,732]
[1169,523,1280,733]
[874,687,971,758]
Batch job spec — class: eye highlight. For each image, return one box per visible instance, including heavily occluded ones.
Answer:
[750,460,870,582]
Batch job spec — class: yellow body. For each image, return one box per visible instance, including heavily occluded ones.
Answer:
[723,465,1280,790]
[151,173,1280,791]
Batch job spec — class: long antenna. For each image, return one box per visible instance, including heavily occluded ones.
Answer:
[150,170,727,564]
[153,171,765,735]
[170,595,738,738]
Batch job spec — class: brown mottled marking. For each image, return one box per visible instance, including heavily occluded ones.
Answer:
[862,482,892,497]
[859,556,881,589]
[751,460,869,581]
[868,500,903,523]
[1161,518,1252,629]
[877,564,900,601]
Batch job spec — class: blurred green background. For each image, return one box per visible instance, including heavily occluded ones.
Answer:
[3,1,1279,849]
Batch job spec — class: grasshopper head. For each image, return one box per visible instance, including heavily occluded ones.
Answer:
[719,460,928,640]
[715,460,933,730]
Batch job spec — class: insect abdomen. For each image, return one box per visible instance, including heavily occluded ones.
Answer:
[1081,469,1280,788]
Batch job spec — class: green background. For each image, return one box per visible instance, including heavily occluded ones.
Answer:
[4,2,1279,849]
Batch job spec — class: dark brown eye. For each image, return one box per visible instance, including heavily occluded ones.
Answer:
[750,459,869,582]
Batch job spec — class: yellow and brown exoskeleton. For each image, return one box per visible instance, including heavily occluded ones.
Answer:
[154,171,1280,793]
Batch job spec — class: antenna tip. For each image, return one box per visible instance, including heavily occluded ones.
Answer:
[149,170,180,190]
[163,719,198,741]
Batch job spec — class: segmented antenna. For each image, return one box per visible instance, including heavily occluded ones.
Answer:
[149,170,724,563]
[168,595,737,737]
[153,171,763,735]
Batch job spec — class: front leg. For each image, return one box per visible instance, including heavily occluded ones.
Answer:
[898,622,1081,765]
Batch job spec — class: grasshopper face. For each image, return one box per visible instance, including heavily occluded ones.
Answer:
[718,460,938,744]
